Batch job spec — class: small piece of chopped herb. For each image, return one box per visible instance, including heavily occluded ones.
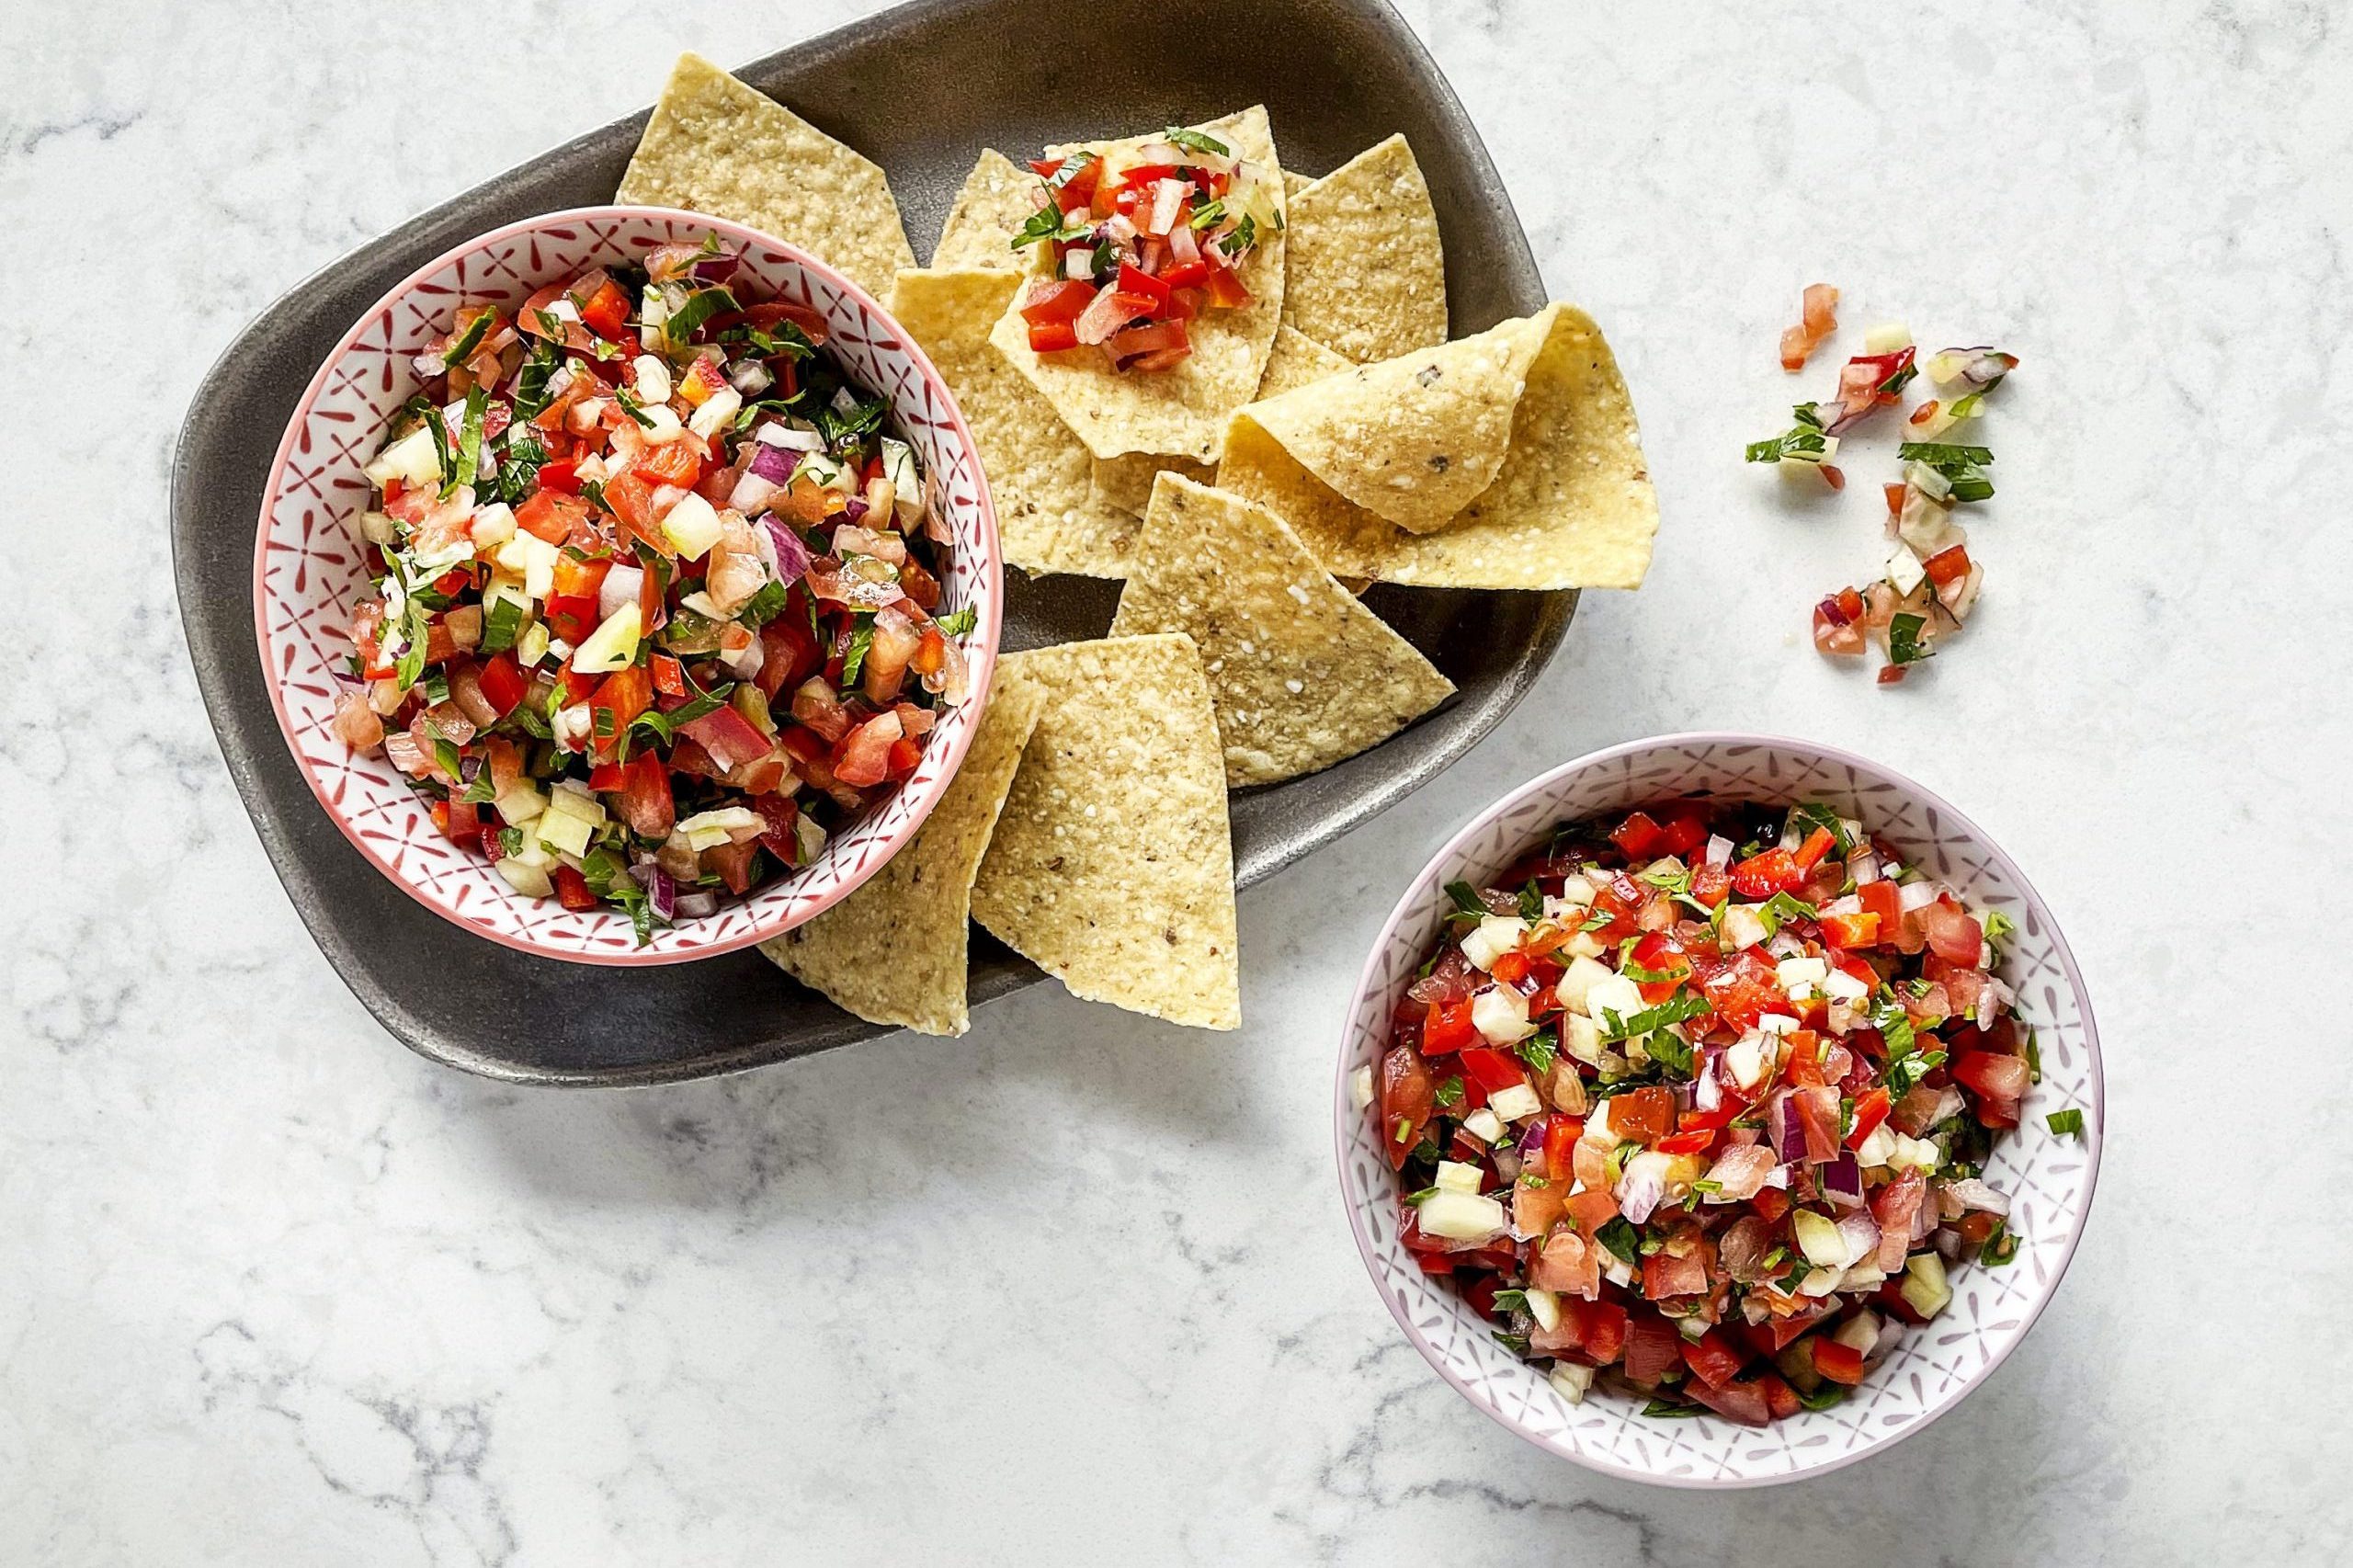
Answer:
[661,286,738,347]
[1012,206,1096,250]
[1871,1001,1918,1060]
[839,621,875,686]
[497,826,525,856]
[1493,1331,1530,1357]
[737,579,792,628]
[1898,440,1995,502]
[1640,1398,1707,1419]
[1983,909,2018,953]
[1188,198,1228,231]
[1596,1216,1641,1265]
[1788,801,1852,854]
[1746,403,1835,464]
[1643,1030,1697,1077]
[1219,213,1256,256]
[2046,1108,2085,1139]
[432,738,463,780]
[1433,1076,1465,1108]
[1515,1031,1558,1076]
[611,387,657,429]
[1795,1383,1847,1412]
[815,393,888,449]
[440,387,486,502]
[1444,880,1486,924]
[734,321,815,361]
[2024,1027,2043,1084]
[495,432,547,507]
[1490,1289,1529,1314]
[1162,126,1233,156]
[1404,1186,1438,1205]
[1888,612,1932,667]
[933,606,979,636]
[1597,992,1711,1044]
[1755,891,1818,938]
[1885,1048,1947,1098]
[441,309,493,369]
[512,339,563,421]
[1979,1221,2019,1266]
[1518,881,1544,923]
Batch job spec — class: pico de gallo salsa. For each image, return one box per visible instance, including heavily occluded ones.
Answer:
[1008,125,1279,371]
[333,233,971,943]
[1358,800,2040,1425]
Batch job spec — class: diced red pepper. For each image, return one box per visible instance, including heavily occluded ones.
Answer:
[1812,1338,1867,1386]
[1028,320,1079,353]
[1422,998,1476,1055]
[1609,811,1664,858]
[1679,1329,1749,1390]
[1846,1086,1893,1149]
[551,864,599,913]
[1457,1047,1526,1095]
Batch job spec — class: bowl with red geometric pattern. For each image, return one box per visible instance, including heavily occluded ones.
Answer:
[1334,733,2102,1486]
[252,207,1002,965]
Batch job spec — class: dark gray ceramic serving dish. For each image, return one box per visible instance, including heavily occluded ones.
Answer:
[173,0,1564,1085]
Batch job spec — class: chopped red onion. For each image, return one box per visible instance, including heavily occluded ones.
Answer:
[758,516,813,588]
[1617,1163,1666,1225]
[842,496,870,526]
[746,441,801,485]
[631,864,677,922]
[730,472,783,514]
[1691,1052,1722,1113]
[673,890,719,920]
[1768,1091,1805,1162]
[692,248,743,285]
[756,423,824,452]
[1944,1176,2011,1216]
[1821,1154,1866,1208]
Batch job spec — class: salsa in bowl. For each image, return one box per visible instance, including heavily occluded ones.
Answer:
[1334,736,2100,1486]
[254,209,1002,964]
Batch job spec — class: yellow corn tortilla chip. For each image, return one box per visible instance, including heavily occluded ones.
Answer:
[760,680,1048,1036]
[989,108,1287,466]
[1253,323,1355,399]
[1088,453,1216,520]
[1109,475,1453,787]
[889,267,1139,577]
[1282,169,1312,199]
[1085,329,1347,518]
[972,635,1240,1029]
[1219,303,1657,590]
[619,53,916,301]
[933,148,1034,269]
[1279,134,1449,365]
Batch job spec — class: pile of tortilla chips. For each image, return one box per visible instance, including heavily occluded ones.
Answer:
[620,57,1660,1038]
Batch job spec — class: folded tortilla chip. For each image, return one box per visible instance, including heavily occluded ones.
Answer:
[1109,475,1453,787]
[972,635,1240,1029]
[989,108,1287,466]
[619,53,916,301]
[889,267,1139,577]
[1282,169,1312,199]
[760,679,1047,1036]
[1218,304,1657,590]
[1085,327,1347,519]
[933,148,1035,269]
[1280,134,1448,364]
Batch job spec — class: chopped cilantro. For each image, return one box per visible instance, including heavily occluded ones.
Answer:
[737,578,792,628]
[440,309,493,369]
[1518,881,1545,922]
[1515,1031,1557,1076]
[1755,891,1817,937]
[1162,126,1233,156]
[661,285,738,347]
[1434,1076,1465,1108]
[1012,206,1096,250]
[839,621,875,686]
[1597,992,1711,1043]
[1888,613,1932,667]
[1596,1216,1641,1265]
[2046,1108,2085,1139]
[933,606,979,636]
[611,387,657,429]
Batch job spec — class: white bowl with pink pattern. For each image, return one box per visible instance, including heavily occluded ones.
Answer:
[1334,733,2103,1487]
[253,208,1002,965]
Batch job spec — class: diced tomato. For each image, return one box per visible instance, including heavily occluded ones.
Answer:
[1654,1129,1715,1156]
[756,613,823,701]
[1028,321,1079,353]
[1104,316,1190,369]
[1758,1372,1802,1422]
[1680,1329,1750,1390]
[1458,1047,1526,1095]
[1620,1314,1684,1385]
[1159,258,1210,290]
[1643,1247,1709,1301]
[1422,999,1476,1055]
[704,838,760,895]
[649,653,687,699]
[536,456,582,494]
[1200,256,1252,309]
[1731,846,1805,899]
[550,552,610,602]
[551,865,599,913]
[680,703,773,770]
[1020,278,1097,326]
[1610,1085,1676,1144]
[1701,949,1780,1032]
[1846,1086,1893,1149]
[516,489,592,545]
[543,592,600,645]
[1751,1186,1790,1223]
[1687,1378,1773,1426]
[1689,860,1731,909]
[1116,261,1171,310]
[613,751,674,839]
[1609,811,1663,858]
[586,761,625,791]
[600,470,659,542]
[632,440,702,489]
[1488,949,1530,988]
[1820,910,1880,949]
[587,666,653,760]
[1564,1299,1628,1365]
[1857,879,1903,941]
[1628,930,1693,1004]
[1380,1046,1437,1167]
[475,653,528,717]
[1654,807,1711,858]
[577,278,631,340]
[1812,1338,1868,1386]
[1950,1050,2031,1104]
[1540,1114,1581,1181]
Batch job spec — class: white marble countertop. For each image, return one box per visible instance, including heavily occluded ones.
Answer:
[5,1,2346,1562]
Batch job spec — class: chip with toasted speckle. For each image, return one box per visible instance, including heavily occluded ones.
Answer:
[889,267,1139,577]
[618,53,915,301]
[1218,304,1657,590]
[1253,323,1355,399]
[760,679,1047,1036]
[1109,475,1453,787]
[933,148,1035,268]
[989,108,1288,466]
[1086,329,1346,518]
[1279,134,1448,364]
[972,635,1239,1029]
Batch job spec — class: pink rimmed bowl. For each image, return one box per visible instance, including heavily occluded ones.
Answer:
[253,207,1002,965]
[1334,733,2103,1486]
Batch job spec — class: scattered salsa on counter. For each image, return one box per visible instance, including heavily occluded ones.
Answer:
[333,234,972,943]
[1355,800,2040,1425]
[1009,126,1280,370]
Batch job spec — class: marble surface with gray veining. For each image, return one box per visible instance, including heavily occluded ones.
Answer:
[3,1,2347,1562]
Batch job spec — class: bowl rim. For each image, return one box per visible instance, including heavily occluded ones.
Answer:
[1330,729,2105,1488]
[249,203,1004,967]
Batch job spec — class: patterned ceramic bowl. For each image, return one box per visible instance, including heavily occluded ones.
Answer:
[254,208,1002,964]
[1334,733,2102,1486]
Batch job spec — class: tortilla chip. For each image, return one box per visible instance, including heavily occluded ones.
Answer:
[1253,324,1355,400]
[972,635,1240,1029]
[1088,453,1216,520]
[1218,303,1657,590]
[1109,475,1453,787]
[619,53,916,301]
[1279,135,1449,365]
[989,108,1287,466]
[889,267,1139,577]
[933,148,1034,269]
[760,681,1047,1036]
[1282,169,1312,199]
